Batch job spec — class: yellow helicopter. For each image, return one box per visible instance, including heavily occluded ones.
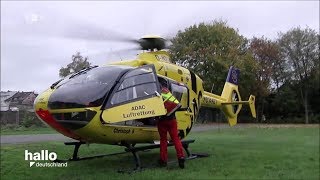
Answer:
[34,35,256,169]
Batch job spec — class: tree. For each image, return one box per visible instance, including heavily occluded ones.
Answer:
[249,37,284,121]
[170,20,256,95]
[59,52,91,77]
[265,82,302,122]
[278,27,319,123]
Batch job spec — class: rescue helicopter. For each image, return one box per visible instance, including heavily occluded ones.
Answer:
[34,34,256,170]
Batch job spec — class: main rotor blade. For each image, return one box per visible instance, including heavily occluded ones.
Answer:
[63,22,139,44]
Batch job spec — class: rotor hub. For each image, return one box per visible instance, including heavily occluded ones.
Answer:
[138,36,166,51]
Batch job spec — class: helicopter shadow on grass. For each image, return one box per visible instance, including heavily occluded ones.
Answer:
[62,147,182,173]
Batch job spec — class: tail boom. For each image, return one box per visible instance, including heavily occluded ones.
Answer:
[200,66,256,126]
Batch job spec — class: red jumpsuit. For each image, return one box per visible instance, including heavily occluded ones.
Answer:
[158,118,185,162]
[158,87,185,163]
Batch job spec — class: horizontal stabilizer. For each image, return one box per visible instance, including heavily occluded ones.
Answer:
[221,95,256,119]
[248,95,256,118]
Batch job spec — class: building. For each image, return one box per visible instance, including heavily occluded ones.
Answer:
[0,91,17,111]
[4,91,38,112]
[1,91,38,125]
[1,91,38,112]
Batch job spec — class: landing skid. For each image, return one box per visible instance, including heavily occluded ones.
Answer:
[53,142,131,163]
[54,139,209,173]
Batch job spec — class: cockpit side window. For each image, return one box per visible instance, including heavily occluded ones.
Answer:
[108,66,159,107]
[171,83,189,109]
[119,73,155,91]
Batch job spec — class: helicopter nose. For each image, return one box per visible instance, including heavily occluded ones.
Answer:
[35,109,81,140]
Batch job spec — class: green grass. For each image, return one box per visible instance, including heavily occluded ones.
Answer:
[0,127,56,135]
[1,127,319,180]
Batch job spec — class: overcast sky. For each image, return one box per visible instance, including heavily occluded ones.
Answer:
[1,1,319,93]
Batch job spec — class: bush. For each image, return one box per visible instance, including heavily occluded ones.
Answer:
[21,112,44,128]
[21,115,33,128]
[1,124,19,130]
[309,114,320,124]
[290,116,305,123]
[267,115,319,124]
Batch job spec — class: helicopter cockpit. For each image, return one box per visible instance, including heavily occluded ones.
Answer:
[48,65,134,109]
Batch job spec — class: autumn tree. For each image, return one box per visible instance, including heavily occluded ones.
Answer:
[278,27,319,123]
[170,20,256,96]
[59,52,91,77]
[249,37,284,121]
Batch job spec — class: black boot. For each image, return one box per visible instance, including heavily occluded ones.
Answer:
[178,158,185,169]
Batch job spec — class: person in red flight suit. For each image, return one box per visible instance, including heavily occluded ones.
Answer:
[157,78,185,169]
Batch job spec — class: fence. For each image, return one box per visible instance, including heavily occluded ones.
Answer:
[0,110,42,126]
[0,111,20,125]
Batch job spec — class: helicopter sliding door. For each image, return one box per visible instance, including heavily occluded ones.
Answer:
[101,65,166,124]
[170,82,193,138]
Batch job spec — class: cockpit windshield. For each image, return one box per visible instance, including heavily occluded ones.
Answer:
[48,65,132,109]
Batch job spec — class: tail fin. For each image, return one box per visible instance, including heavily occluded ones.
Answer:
[201,66,256,126]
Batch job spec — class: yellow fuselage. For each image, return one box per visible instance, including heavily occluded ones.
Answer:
[34,50,256,145]
[34,51,204,144]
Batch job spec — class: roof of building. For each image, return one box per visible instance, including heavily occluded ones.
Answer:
[1,91,18,111]
[1,91,18,101]
[5,91,37,102]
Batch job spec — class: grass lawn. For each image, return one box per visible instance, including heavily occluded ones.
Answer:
[1,126,319,180]
[0,127,56,135]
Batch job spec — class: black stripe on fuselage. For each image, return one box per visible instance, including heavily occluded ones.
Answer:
[190,71,197,93]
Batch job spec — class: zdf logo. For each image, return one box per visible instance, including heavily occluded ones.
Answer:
[25,150,57,161]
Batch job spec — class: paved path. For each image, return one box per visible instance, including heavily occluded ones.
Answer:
[1,124,230,145]
[0,134,73,144]
[2,124,315,144]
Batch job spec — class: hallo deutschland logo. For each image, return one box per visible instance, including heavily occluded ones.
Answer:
[25,150,67,167]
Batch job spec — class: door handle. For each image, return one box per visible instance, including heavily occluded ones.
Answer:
[155,91,161,97]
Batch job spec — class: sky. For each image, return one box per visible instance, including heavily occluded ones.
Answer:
[1,1,319,94]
